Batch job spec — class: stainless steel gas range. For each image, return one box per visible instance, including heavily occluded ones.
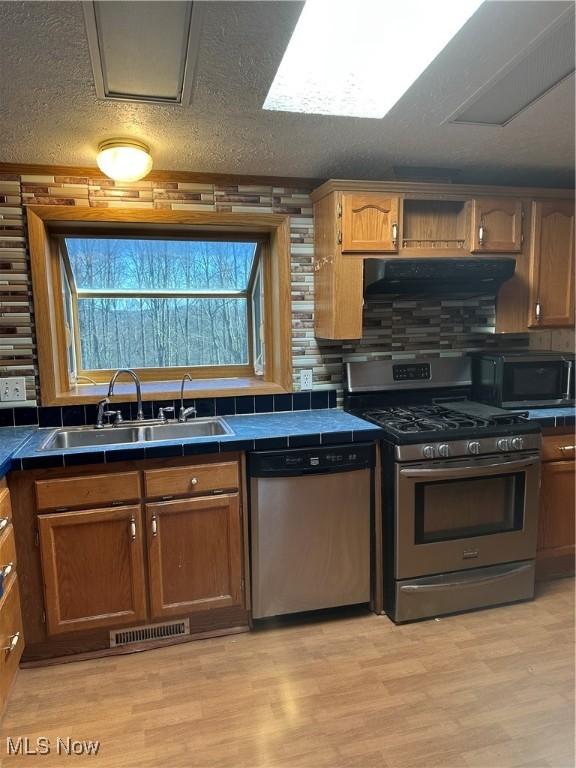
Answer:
[345,357,542,623]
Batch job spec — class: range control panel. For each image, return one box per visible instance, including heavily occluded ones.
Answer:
[392,363,431,382]
[249,443,375,477]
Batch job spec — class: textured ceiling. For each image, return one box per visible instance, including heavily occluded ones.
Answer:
[0,0,574,186]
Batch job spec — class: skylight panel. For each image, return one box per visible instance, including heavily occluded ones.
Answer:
[264,0,484,119]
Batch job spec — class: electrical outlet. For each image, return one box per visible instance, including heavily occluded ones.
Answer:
[0,377,27,402]
[299,369,313,391]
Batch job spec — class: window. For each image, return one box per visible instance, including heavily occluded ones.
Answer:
[59,236,263,380]
[27,207,292,405]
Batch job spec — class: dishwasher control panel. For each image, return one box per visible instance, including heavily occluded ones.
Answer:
[249,443,375,476]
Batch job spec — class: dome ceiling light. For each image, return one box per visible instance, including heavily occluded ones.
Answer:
[96,139,153,183]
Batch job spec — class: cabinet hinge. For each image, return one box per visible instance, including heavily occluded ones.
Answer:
[521,207,525,245]
[337,230,342,245]
[336,202,342,218]
[34,528,39,547]
[42,610,46,624]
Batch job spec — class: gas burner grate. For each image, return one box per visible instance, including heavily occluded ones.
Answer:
[360,404,512,436]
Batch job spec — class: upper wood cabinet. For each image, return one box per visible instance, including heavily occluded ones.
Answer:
[469,198,523,253]
[311,181,574,339]
[341,193,400,252]
[528,200,575,328]
[146,494,243,619]
[38,505,148,635]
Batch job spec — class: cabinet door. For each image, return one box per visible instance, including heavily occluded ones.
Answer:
[529,200,575,327]
[470,198,523,253]
[0,577,24,718]
[537,459,575,577]
[341,193,399,252]
[146,494,243,619]
[38,505,147,635]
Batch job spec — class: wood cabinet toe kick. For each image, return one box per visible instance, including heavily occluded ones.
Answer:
[7,453,250,664]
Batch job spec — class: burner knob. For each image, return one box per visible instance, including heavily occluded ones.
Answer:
[422,445,435,459]
[467,441,481,455]
[438,443,450,458]
[497,438,510,451]
[511,437,524,450]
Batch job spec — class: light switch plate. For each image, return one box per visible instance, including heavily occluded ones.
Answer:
[0,377,27,402]
[299,369,313,391]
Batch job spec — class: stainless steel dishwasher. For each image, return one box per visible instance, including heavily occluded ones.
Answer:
[248,443,374,619]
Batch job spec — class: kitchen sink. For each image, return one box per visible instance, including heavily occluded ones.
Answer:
[39,418,233,451]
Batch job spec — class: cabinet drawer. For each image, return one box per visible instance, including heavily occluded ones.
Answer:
[144,462,239,499]
[35,472,141,511]
[0,486,12,524]
[0,524,16,583]
[0,577,24,711]
[542,434,576,462]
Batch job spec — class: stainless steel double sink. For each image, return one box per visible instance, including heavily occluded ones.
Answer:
[39,418,233,451]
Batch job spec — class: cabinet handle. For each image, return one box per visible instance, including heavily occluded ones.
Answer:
[190,477,198,487]
[1,562,13,579]
[391,223,398,247]
[558,445,575,453]
[2,632,19,654]
[0,518,8,533]
[535,302,542,321]
[129,517,136,542]
[151,514,158,537]
[478,224,485,246]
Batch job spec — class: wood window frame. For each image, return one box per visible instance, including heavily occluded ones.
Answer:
[57,233,261,384]
[27,206,293,405]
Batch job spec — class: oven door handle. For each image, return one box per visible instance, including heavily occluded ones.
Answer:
[564,360,573,401]
[399,455,540,480]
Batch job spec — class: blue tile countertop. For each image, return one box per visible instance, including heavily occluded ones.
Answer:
[0,427,37,478]
[525,407,576,428]
[0,410,383,476]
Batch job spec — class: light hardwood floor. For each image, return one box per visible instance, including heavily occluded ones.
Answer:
[1,579,573,768]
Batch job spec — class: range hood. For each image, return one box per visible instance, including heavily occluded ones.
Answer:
[363,257,516,296]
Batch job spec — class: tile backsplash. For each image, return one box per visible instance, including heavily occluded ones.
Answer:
[1,171,534,409]
[529,328,575,353]
[0,390,338,428]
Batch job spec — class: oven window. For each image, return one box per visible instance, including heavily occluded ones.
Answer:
[415,473,525,544]
[503,362,563,401]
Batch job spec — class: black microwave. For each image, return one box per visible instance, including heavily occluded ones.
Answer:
[472,352,575,408]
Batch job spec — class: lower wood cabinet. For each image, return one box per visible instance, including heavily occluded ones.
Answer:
[537,433,575,580]
[38,505,148,635]
[146,493,243,619]
[9,454,248,661]
[0,480,24,717]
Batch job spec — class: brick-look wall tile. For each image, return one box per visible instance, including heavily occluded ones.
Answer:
[0,170,530,407]
[0,177,37,402]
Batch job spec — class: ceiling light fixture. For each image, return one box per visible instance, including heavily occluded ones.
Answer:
[96,139,153,182]
[264,0,484,119]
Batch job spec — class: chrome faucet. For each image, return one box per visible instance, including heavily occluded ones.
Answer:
[107,368,144,421]
[179,373,197,422]
[95,397,110,429]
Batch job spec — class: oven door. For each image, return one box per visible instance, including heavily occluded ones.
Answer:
[501,359,572,407]
[395,454,540,579]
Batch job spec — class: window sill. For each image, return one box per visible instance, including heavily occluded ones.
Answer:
[44,377,290,406]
